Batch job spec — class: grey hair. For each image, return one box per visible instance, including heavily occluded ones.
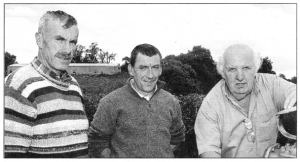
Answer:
[217,44,262,78]
[38,10,77,34]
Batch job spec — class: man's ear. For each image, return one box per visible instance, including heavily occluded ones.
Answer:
[128,64,134,76]
[35,32,42,49]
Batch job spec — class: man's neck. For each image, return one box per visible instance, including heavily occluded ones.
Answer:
[231,92,251,113]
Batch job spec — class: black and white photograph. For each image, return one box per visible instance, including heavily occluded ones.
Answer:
[2,0,298,159]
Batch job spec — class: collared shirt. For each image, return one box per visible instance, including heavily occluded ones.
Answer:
[130,79,158,101]
[194,73,296,157]
[31,57,72,86]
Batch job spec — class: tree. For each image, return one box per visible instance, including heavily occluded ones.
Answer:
[160,58,199,95]
[258,57,276,74]
[121,56,131,72]
[71,44,86,63]
[5,52,18,76]
[174,46,222,94]
[290,76,297,84]
[83,42,100,63]
[279,73,287,80]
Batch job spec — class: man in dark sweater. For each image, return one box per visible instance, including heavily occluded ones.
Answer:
[88,43,186,158]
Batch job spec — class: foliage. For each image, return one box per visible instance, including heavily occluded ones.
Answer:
[174,94,205,158]
[172,46,222,94]
[279,74,297,84]
[5,52,18,76]
[71,42,117,64]
[160,58,199,95]
[120,56,131,72]
[258,56,276,74]
[71,45,86,63]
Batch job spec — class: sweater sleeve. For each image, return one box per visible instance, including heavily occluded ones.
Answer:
[4,86,37,157]
[170,99,186,145]
[88,97,115,157]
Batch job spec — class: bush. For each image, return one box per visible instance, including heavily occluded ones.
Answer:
[174,93,206,158]
[160,59,199,96]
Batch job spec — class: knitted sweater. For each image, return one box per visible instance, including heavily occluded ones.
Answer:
[89,79,186,158]
[4,58,89,158]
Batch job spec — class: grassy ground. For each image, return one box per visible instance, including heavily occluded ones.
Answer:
[74,72,130,95]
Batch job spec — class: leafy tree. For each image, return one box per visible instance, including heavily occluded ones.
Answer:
[71,44,86,63]
[174,46,222,94]
[5,52,18,76]
[84,42,100,63]
[258,56,276,74]
[160,59,199,95]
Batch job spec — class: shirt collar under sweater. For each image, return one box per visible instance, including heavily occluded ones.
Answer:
[30,57,72,86]
[127,78,165,101]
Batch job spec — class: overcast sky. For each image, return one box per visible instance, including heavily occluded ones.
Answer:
[4,3,297,78]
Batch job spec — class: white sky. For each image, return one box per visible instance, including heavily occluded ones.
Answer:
[3,2,297,78]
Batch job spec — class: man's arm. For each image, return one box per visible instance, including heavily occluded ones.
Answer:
[4,86,36,157]
[88,98,115,158]
[194,99,222,157]
[170,100,186,146]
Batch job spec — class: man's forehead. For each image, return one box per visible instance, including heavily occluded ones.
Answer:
[135,53,161,65]
[44,19,78,34]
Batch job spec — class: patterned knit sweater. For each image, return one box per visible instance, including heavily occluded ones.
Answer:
[4,59,89,158]
[89,79,186,158]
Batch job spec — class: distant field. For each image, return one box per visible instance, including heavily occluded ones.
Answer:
[74,72,130,95]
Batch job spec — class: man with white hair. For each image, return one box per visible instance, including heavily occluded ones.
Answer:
[194,44,296,157]
[4,10,88,158]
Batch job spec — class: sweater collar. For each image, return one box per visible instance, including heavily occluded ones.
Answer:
[30,57,72,86]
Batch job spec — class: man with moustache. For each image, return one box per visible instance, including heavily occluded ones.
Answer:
[88,43,186,158]
[4,11,89,158]
[194,44,296,158]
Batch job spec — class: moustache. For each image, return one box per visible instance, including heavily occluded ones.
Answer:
[55,53,72,60]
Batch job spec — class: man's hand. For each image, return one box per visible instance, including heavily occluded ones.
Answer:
[101,148,111,158]
[284,89,296,109]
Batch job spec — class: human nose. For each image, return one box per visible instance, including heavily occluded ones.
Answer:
[236,69,245,81]
[147,68,154,78]
[62,42,73,53]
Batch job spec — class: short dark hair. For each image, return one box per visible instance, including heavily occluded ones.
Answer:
[130,43,162,66]
[38,10,77,34]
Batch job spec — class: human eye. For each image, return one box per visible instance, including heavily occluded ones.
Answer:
[228,68,236,72]
[243,66,251,70]
[152,65,160,70]
[70,40,77,45]
[139,66,148,71]
[55,36,65,42]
